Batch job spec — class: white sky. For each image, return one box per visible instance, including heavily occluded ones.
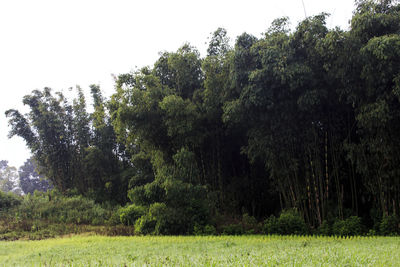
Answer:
[0,0,355,168]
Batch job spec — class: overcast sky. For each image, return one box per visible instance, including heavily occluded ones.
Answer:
[0,0,356,168]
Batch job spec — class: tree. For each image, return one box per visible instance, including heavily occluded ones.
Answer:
[0,160,21,194]
[6,86,132,203]
[5,1,400,230]
[18,158,52,194]
[207,27,231,56]
[344,0,400,217]
[6,88,75,191]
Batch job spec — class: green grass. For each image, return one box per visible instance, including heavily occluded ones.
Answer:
[1,235,399,266]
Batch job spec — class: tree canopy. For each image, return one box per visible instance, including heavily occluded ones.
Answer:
[6,0,400,232]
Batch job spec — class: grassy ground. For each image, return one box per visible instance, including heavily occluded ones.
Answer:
[1,235,399,266]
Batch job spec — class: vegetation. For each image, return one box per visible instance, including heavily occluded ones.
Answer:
[18,158,52,194]
[0,191,136,240]
[1,235,400,266]
[3,0,400,235]
[0,161,20,194]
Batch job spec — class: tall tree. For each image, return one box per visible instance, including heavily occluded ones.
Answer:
[18,158,52,194]
[6,86,132,203]
[0,160,21,194]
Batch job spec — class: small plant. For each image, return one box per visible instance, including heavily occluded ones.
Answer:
[332,216,364,236]
[379,214,400,236]
[0,191,21,211]
[263,210,308,235]
[193,224,217,235]
[221,223,243,235]
[318,220,331,236]
[203,224,217,235]
[134,215,156,235]
[277,209,308,235]
[119,204,146,226]
[264,215,280,234]
[242,213,260,234]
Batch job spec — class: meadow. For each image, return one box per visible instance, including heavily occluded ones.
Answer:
[1,235,399,266]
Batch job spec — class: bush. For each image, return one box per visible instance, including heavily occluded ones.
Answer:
[129,177,211,235]
[379,215,400,236]
[106,206,123,226]
[194,224,217,235]
[0,191,21,211]
[332,220,346,235]
[332,216,364,236]
[264,215,280,234]
[278,209,308,235]
[242,213,260,234]
[133,202,180,235]
[127,181,165,206]
[318,220,331,236]
[14,191,109,225]
[134,214,156,235]
[128,149,213,235]
[119,204,146,226]
[149,202,172,235]
[204,224,217,235]
[367,229,377,236]
[222,223,244,235]
[193,223,203,235]
[264,210,308,235]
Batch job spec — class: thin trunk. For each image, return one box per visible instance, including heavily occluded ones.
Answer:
[216,134,223,201]
[378,174,388,216]
[352,161,358,214]
[325,131,329,206]
[331,140,343,219]
[306,166,313,226]
[393,199,396,216]
[310,154,322,226]
[200,150,206,185]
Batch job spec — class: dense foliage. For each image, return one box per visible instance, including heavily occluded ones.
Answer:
[0,190,135,240]
[0,161,20,194]
[6,86,132,204]
[5,0,400,234]
[19,158,52,194]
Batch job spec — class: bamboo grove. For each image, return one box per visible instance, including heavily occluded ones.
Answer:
[6,0,400,230]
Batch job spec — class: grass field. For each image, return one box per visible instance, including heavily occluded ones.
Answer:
[1,235,399,266]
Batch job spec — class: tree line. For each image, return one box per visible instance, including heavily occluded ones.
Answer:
[5,0,400,232]
[0,159,51,195]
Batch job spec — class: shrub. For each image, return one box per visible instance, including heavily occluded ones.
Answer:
[130,178,211,235]
[203,224,217,235]
[264,210,308,235]
[133,203,179,235]
[222,223,244,235]
[193,223,203,235]
[127,181,165,206]
[242,213,260,234]
[15,191,109,225]
[119,204,146,226]
[0,191,21,211]
[149,202,172,235]
[379,215,400,236]
[318,220,331,236]
[134,215,156,235]
[332,220,346,235]
[264,215,280,234]
[105,206,122,226]
[278,209,308,235]
[128,148,212,235]
[193,224,217,235]
[332,216,364,236]
[367,229,377,236]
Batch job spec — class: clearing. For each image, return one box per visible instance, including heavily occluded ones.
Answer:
[1,235,399,266]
